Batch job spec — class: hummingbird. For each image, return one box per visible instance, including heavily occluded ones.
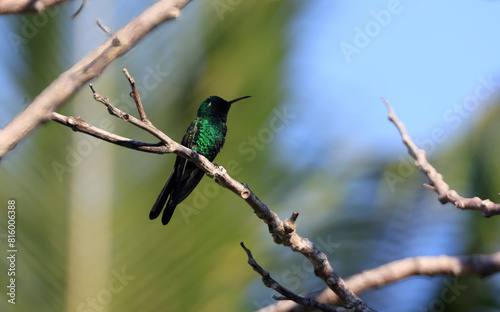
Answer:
[150,95,251,225]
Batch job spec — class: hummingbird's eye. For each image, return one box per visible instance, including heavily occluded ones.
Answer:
[207,102,212,107]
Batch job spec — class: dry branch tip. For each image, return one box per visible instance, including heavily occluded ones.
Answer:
[383,97,500,217]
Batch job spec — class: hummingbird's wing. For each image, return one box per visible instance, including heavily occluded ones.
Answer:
[152,120,207,225]
[168,120,206,204]
[149,120,198,222]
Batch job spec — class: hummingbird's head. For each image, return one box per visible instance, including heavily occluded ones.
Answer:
[198,95,250,120]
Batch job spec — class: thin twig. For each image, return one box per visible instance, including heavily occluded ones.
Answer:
[51,72,376,312]
[88,83,172,145]
[383,97,500,217]
[241,242,347,312]
[123,69,148,122]
[71,0,87,18]
[96,18,113,36]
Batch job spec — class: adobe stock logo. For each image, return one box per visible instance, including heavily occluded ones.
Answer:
[76,267,135,312]
[339,0,404,63]
[213,0,243,21]
[419,278,467,312]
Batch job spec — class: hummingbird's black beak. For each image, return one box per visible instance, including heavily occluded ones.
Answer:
[228,96,251,105]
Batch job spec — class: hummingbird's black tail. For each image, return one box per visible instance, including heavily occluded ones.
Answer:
[149,172,174,221]
[161,202,177,225]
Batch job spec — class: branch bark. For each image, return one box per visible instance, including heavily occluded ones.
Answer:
[51,71,376,312]
[0,0,192,158]
[383,98,500,217]
[261,252,500,312]
[0,0,68,14]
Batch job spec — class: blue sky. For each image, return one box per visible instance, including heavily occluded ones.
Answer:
[279,0,500,169]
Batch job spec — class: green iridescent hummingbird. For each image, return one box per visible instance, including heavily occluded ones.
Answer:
[150,95,251,225]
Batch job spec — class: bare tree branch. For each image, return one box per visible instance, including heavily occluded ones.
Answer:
[383,98,500,217]
[0,0,192,158]
[50,112,167,154]
[261,252,500,312]
[316,252,500,305]
[0,0,68,14]
[241,242,346,312]
[51,70,376,312]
